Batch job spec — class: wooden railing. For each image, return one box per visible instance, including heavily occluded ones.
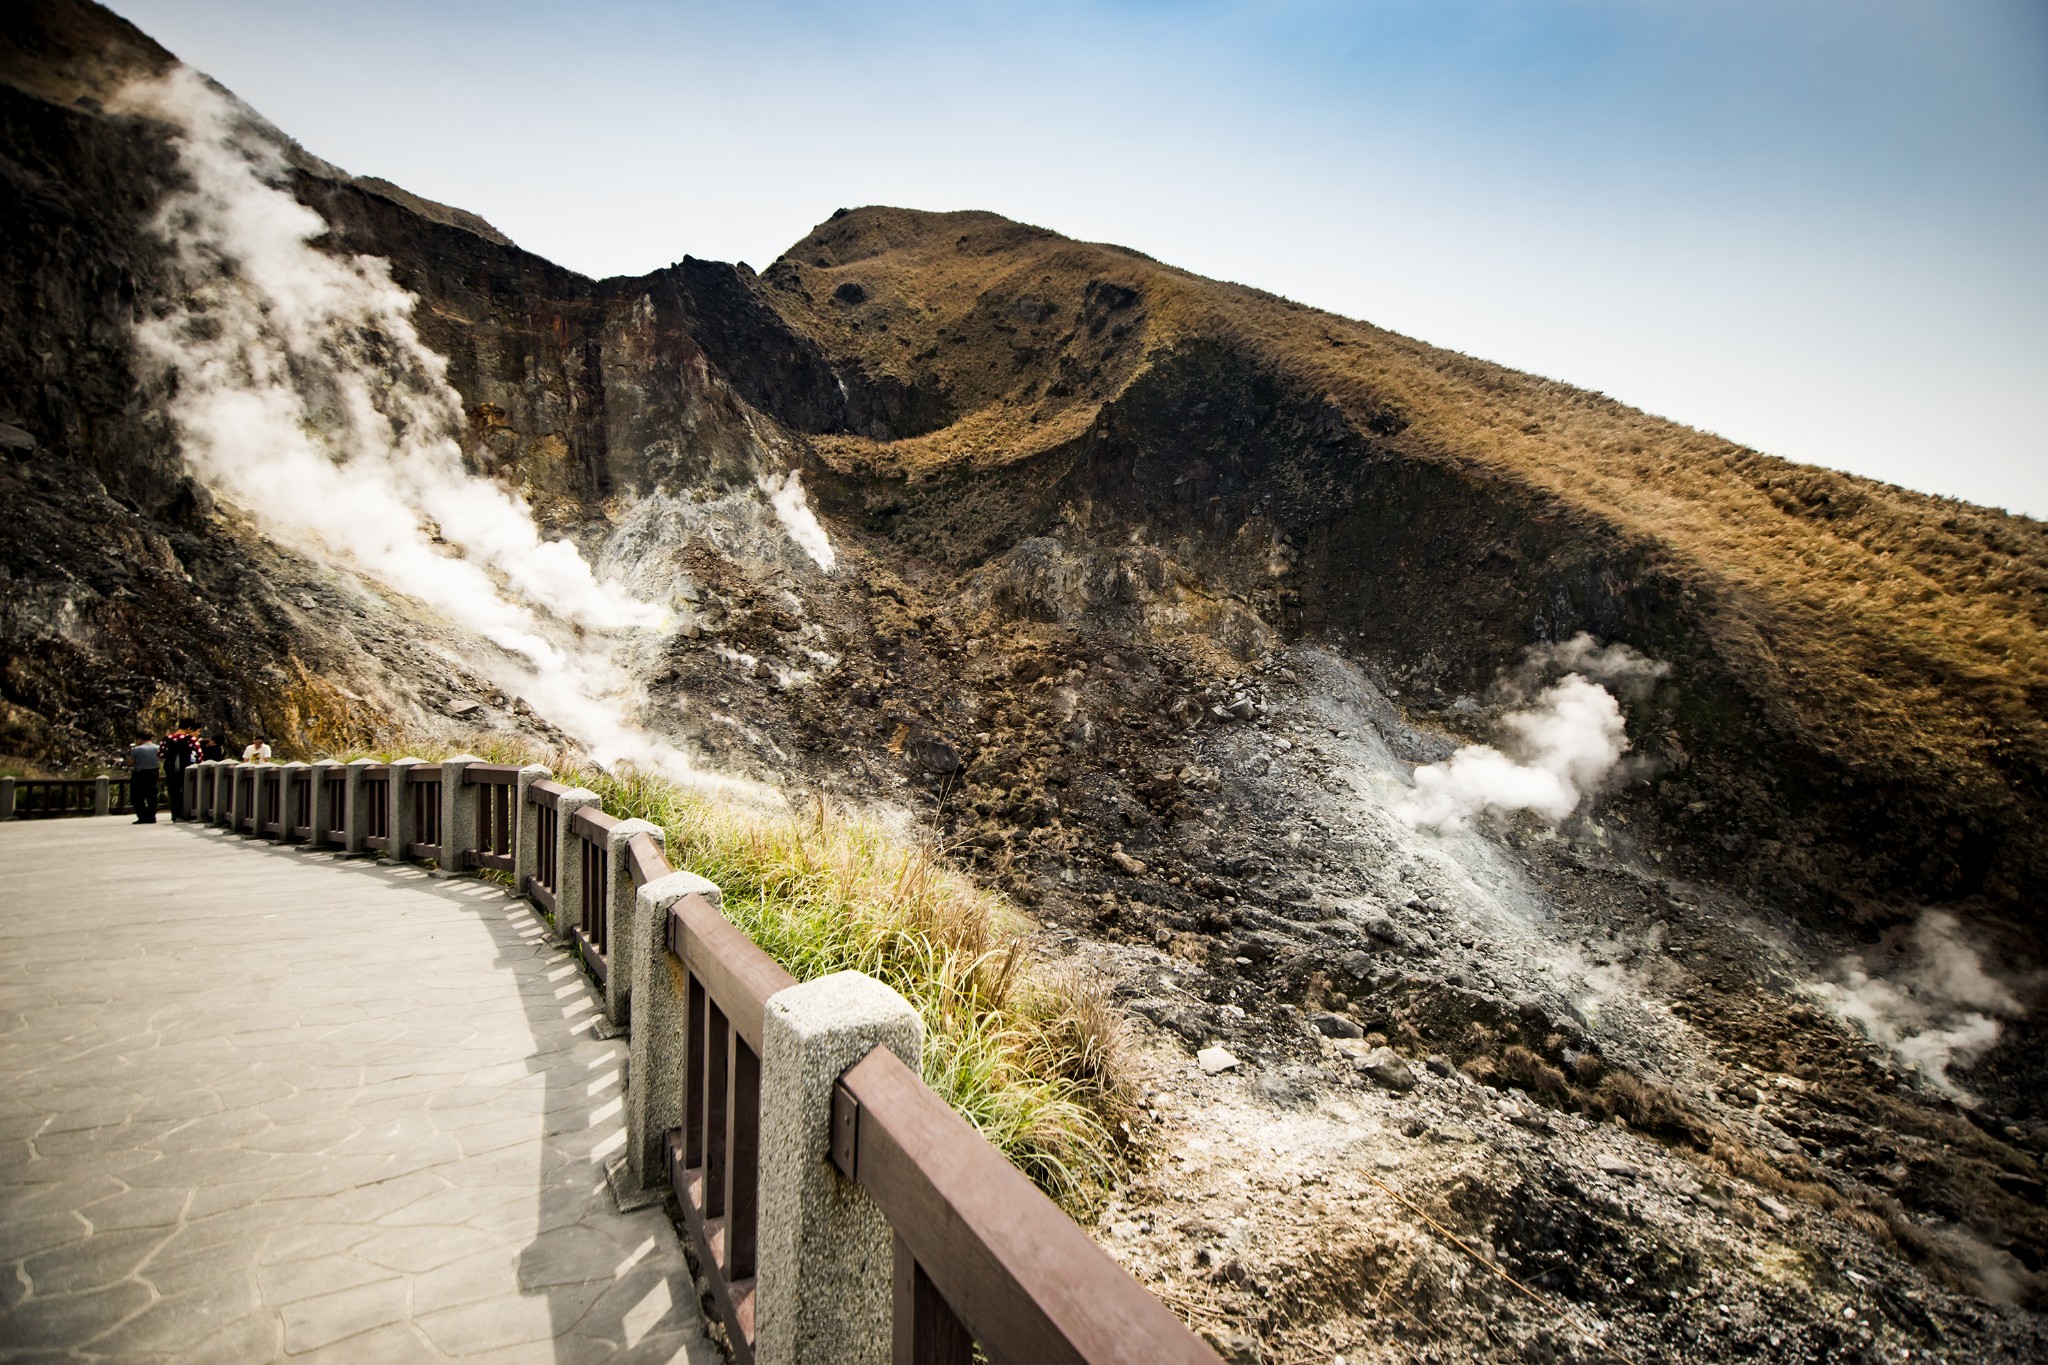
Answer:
[524,779,565,914]
[107,758,1228,1365]
[362,765,391,852]
[572,805,620,985]
[7,779,98,818]
[406,766,442,862]
[259,766,284,838]
[322,767,347,843]
[464,763,518,872]
[289,767,313,841]
[833,1048,1217,1365]
[645,831,796,1361]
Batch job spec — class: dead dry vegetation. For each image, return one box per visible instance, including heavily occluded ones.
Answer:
[760,206,2048,899]
[333,736,1136,1208]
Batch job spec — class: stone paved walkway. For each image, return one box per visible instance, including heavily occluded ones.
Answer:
[0,818,715,1363]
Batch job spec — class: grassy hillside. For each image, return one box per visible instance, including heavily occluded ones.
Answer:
[754,206,2048,907]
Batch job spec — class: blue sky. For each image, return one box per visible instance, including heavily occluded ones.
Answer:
[108,0,2048,517]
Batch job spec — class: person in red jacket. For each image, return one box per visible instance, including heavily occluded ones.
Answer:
[161,720,204,822]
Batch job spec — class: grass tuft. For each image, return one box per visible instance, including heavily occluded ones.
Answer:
[327,736,1134,1207]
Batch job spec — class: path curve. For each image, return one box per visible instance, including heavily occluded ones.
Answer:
[0,818,714,1363]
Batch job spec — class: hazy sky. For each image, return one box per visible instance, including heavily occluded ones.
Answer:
[108,0,2048,518]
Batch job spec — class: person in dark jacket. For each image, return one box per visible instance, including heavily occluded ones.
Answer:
[162,719,203,822]
[201,732,227,762]
[127,733,161,824]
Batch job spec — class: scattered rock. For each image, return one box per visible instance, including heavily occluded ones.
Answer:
[445,698,484,718]
[1203,1326,1262,1363]
[906,732,962,774]
[1198,1046,1241,1075]
[1596,1154,1638,1179]
[1225,696,1257,720]
[1308,1012,1364,1040]
[1424,1054,1456,1078]
[1108,844,1148,876]
[1356,1047,1417,1092]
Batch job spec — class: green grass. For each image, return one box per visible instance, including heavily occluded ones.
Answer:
[325,737,1134,1207]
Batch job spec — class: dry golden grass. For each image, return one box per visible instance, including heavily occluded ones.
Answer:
[329,733,1135,1206]
[765,206,2047,827]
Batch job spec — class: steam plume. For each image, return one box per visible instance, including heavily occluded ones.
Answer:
[1398,635,1666,830]
[113,68,699,779]
[759,471,837,572]
[1810,909,2022,1101]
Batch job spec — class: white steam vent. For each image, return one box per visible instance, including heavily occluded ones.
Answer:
[1398,634,1668,830]
[1811,909,2024,1102]
[111,68,708,781]
[759,471,836,572]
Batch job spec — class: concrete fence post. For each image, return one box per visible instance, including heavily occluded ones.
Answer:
[438,755,481,876]
[94,774,110,818]
[550,786,601,942]
[201,762,222,825]
[512,764,551,896]
[624,867,723,1193]
[601,819,663,1029]
[279,762,309,840]
[756,972,924,1365]
[0,776,14,821]
[342,759,375,854]
[307,760,341,849]
[183,765,197,821]
[387,757,423,863]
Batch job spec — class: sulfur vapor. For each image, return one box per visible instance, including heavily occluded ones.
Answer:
[1398,635,1668,831]
[112,68,705,781]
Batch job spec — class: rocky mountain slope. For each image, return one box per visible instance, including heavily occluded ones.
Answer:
[3,2,2044,1360]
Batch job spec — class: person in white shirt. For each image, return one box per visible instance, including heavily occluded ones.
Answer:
[242,737,272,762]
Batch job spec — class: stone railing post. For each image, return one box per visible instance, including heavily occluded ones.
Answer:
[601,819,663,1029]
[755,972,924,1365]
[94,774,110,818]
[279,762,309,840]
[195,761,213,822]
[307,760,341,849]
[183,765,197,821]
[512,764,551,895]
[437,755,481,877]
[342,758,375,854]
[387,757,423,863]
[0,776,14,821]
[550,786,601,942]
[624,866,722,1193]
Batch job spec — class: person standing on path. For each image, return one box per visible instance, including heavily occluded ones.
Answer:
[161,719,202,822]
[127,734,160,824]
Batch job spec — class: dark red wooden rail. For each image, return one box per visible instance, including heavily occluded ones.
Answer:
[641,830,796,1365]
[406,766,442,862]
[362,766,391,852]
[238,766,259,833]
[832,1048,1219,1365]
[10,780,96,818]
[259,767,283,838]
[571,805,620,985]
[141,760,1227,1365]
[322,768,346,843]
[289,769,313,841]
[463,764,519,872]
[523,779,566,915]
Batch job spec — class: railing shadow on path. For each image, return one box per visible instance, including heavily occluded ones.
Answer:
[213,830,709,1361]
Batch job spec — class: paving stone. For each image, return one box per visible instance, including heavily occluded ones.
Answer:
[281,1278,414,1353]
[0,820,715,1362]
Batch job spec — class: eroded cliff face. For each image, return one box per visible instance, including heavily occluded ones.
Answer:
[4,3,2046,1360]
